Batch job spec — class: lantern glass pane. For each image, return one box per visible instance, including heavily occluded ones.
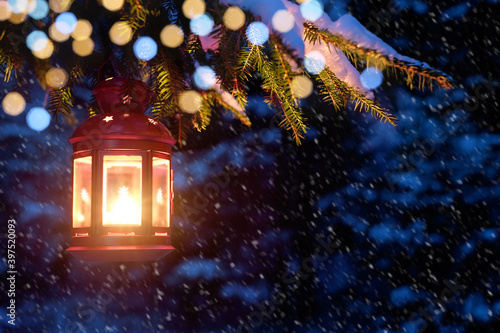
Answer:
[102,155,142,226]
[152,157,170,227]
[73,156,92,228]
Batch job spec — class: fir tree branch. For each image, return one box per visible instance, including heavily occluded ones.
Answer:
[319,67,397,125]
[303,22,454,91]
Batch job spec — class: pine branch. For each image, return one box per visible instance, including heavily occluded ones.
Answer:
[124,0,149,31]
[303,22,454,91]
[210,90,251,126]
[319,67,397,125]
[193,92,213,131]
[269,35,299,106]
[253,46,307,144]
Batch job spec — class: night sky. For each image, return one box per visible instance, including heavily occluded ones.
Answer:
[1,0,500,332]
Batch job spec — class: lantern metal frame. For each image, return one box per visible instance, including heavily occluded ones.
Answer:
[66,77,176,262]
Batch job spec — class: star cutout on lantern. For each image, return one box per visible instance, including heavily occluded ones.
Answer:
[122,95,132,104]
[103,116,113,122]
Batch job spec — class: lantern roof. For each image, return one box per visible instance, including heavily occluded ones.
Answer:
[69,77,176,146]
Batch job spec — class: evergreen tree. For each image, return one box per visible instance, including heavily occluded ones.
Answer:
[0,0,453,144]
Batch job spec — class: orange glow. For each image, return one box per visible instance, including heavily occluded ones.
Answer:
[102,155,142,226]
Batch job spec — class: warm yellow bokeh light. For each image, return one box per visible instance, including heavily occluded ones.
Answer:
[223,6,245,31]
[102,0,124,12]
[182,0,205,19]
[2,92,26,116]
[179,90,203,113]
[46,67,69,88]
[49,23,70,42]
[71,19,92,41]
[73,38,94,56]
[33,39,54,59]
[160,25,184,48]
[291,75,313,99]
[9,12,27,24]
[49,0,71,13]
[0,2,12,21]
[296,0,309,3]
[109,21,134,45]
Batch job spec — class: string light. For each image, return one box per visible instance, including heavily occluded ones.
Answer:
[8,0,28,14]
[300,0,324,21]
[32,39,54,59]
[2,92,26,116]
[291,76,314,99]
[304,51,326,74]
[133,37,158,61]
[193,66,216,90]
[0,2,12,21]
[28,0,49,20]
[190,13,213,36]
[73,38,94,57]
[55,12,77,34]
[246,21,269,45]
[182,0,205,19]
[26,107,51,131]
[160,25,184,48]
[49,0,71,13]
[109,21,133,45]
[360,67,384,89]
[272,9,295,33]
[26,30,49,52]
[9,12,27,24]
[102,0,124,12]
[46,67,69,88]
[179,90,203,113]
[49,22,70,42]
[223,6,245,31]
[71,19,92,41]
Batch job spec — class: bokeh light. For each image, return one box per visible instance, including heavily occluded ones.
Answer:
[179,90,203,113]
[223,6,245,31]
[26,30,49,52]
[246,21,269,45]
[160,25,184,48]
[291,75,313,99]
[360,67,384,90]
[26,107,51,131]
[49,22,70,42]
[2,92,26,116]
[49,0,71,13]
[55,12,77,34]
[300,0,324,21]
[71,19,92,41]
[28,0,49,19]
[133,37,158,61]
[102,0,124,12]
[72,38,94,56]
[182,0,205,19]
[9,12,27,24]
[304,51,326,74]
[32,39,54,59]
[272,9,295,33]
[109,21,134,45]
[190,13,214,36]
[193,66,216,90]
[46,67,69,88]
[0,2,12,21]
[8,0,27,14]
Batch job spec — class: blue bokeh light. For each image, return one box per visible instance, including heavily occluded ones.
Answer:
[133,36,158,61]
[26,31,49,52]
[29,0,49,20]
[8,0,28,14]
[360,67,384,89]
[300,0,324,21]
[55,12,78,34]
[26,107,51,131]
[304,51,326,74]
[194,66,216,90]
[246,21,269,45]
[190,14,214,37]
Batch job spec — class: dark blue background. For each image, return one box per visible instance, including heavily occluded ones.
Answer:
[1,0,500,332]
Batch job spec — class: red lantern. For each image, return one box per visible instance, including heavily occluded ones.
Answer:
[66,77,176,261]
